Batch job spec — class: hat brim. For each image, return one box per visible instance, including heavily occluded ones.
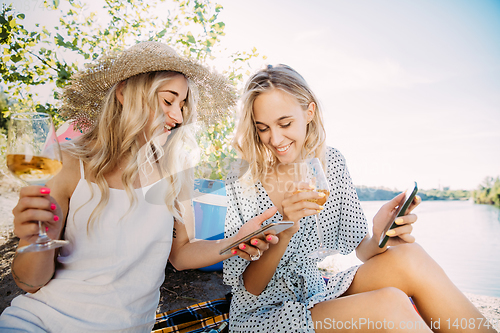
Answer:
[59,42,236,132]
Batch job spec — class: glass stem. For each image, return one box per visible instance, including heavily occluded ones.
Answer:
[315,215,325,248]
[38,221,46,237]
[36,221,49,243]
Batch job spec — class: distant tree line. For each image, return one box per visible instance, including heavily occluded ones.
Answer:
[355,186,471,201]
[473,177,500,207]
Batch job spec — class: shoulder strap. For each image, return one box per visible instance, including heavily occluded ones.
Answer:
[79,159,85,180]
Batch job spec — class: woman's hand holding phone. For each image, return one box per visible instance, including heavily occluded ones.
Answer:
[228,207,281,261]
[374,183,421,249]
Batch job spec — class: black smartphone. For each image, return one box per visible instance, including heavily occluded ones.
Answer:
[219,221,294,255]
[378,182,418,248]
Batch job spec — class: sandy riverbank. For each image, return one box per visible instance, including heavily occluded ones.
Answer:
[0,177,498,329]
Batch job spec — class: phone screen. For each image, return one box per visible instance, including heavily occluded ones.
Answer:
[378,182,418,248]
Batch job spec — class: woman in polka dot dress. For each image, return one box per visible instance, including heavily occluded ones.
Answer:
[223,65,494,332]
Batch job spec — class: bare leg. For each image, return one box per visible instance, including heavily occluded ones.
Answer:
[311,287,431,332]
[341,243,496,333]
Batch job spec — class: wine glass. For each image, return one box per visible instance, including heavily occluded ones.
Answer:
[294,158,338,260]
[6,112,69,253]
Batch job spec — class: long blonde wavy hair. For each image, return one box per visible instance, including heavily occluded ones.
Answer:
[65,71,198,230]
[233,64,327,183]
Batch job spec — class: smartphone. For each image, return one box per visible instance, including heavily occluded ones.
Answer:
[378,182,418,248]
[219,221,294,255]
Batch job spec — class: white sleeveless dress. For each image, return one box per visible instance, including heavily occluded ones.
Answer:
[0,161,174,332]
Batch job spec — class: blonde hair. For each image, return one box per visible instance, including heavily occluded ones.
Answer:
[233,64,326,183]
[65,71,198,230]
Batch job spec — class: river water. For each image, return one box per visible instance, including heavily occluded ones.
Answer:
[322,200,500,298]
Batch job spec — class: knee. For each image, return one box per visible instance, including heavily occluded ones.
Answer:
[384,243,431,273]
[377,287,408,303]
[390,242,425,258]
[374,287,416,314]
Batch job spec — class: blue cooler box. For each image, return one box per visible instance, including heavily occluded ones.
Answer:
[193,179,227,271]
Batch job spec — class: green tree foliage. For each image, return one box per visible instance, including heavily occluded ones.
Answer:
[0,2,66,121]
[417,188,470,201]
[355,186,471,201]
[0,90,10,169]
[0,0,265,180]
[473,176,500,207]
[0,90,9,132]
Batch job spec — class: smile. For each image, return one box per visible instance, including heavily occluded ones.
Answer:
[276,143,292,152]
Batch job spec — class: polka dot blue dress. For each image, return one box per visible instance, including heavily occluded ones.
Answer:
[224,147,368,332]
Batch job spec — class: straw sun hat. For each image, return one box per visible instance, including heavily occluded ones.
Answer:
[59,41,236,132]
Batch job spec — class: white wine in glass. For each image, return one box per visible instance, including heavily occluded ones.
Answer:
[7,112,68,253]
[294,158,338,260]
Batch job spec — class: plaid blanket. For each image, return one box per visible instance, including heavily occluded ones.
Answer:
[152,297,230,333]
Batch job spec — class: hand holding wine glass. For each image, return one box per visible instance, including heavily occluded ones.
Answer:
[294,158,338,260]
[7,112,68,253]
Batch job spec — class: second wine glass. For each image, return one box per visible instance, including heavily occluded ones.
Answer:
[294,158,338,260]
[6,112,69,253]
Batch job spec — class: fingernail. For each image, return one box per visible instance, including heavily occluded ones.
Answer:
[45,226,49,232]
[231,250,237,255]
[386,229,396,236]
[251,240,258,246]
[239,244,246,250]
[50,203,56,210]
[267,235,273,241]
[53,215,59,222]
[318,205,324,210]
[40,188,50,194]
[318,192,325,197]
[395,217,404,225]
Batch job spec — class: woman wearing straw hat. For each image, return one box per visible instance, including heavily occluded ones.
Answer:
[0,41,277,332]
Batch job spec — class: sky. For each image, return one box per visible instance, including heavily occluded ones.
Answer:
[3,0,500,191]
[215,0,500,191]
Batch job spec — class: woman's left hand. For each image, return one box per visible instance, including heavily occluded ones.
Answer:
[372,192,421,247]
[231,207,280,261]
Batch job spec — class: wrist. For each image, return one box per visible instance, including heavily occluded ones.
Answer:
[281,218,300,238]
[12,252,54,292]
[274,228,295,247]
[221,235,239,257]
[368,235,387,254]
